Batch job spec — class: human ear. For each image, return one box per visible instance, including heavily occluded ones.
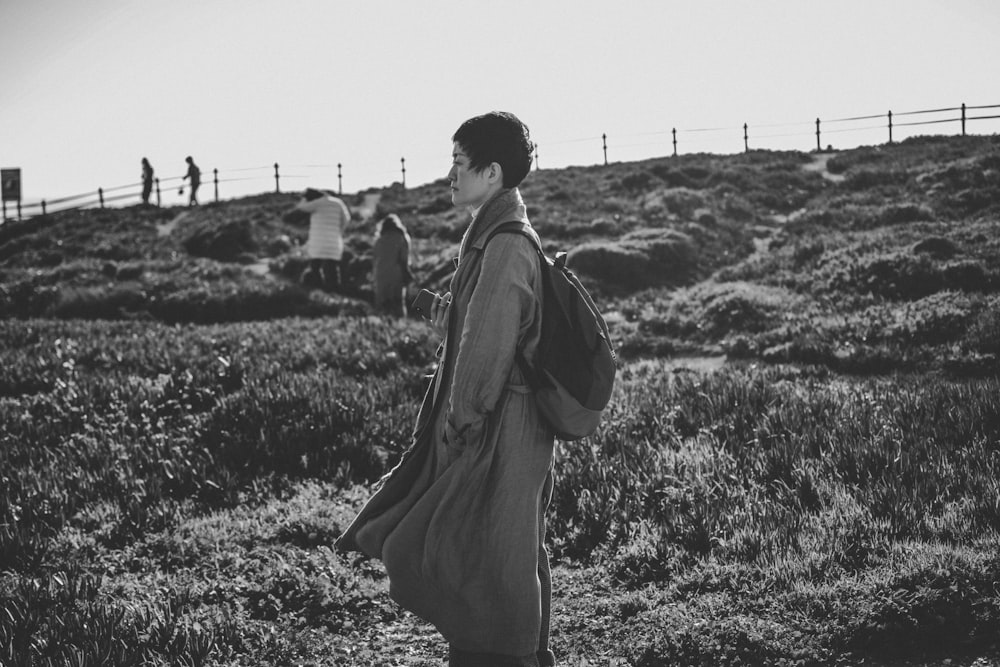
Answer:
[487,162,503,184]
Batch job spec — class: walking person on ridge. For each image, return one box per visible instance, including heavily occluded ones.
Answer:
[181,155,200,206]
[141,157,154,206]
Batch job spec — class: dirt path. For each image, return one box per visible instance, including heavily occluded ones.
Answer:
[156,211,188,236]
[357,192,382,221]
[803,152,845,182]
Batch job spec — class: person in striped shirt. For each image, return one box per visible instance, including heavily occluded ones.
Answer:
[289,187,351,291]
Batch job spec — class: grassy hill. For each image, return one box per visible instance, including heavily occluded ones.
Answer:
[4,134,1000,375]
[2,135,1000,666]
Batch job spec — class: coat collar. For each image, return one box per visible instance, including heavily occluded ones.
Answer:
[463,188,529,253]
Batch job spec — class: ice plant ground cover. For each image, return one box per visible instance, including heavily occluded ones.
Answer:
[2,134,1000,665]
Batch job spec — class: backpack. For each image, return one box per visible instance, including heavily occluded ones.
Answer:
[485,221,617,440]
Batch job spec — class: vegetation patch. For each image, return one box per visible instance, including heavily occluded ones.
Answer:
[3,135,1000,665]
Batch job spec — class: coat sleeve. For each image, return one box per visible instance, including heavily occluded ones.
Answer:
[444,235,538,450]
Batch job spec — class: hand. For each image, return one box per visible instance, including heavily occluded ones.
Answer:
[428,292,452,339]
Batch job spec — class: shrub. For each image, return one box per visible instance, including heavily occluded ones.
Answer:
[588,217,622,236]
[417,194,452,214]
[965,298,1000,354]
[843,169,911,191]
[182,219,259,261]
[619,170,656,192]
[761,336,836,367]
[149,282,360,323]
[569,229,697,290]
[878,203,934,225]
[837,549,1000,660]
[648,164,707,189]
[825,251,943,299]
[913,235,959,258]
[0,278,61,317]
[699,283,789,336]
[942,259,991,292]
[792,239,826,267]
[638,281,799,343]
[641,187,707,220]
[49,285,149,320]
[881,292,976,346]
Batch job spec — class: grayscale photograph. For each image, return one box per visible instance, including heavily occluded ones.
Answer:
[1,1,999,665]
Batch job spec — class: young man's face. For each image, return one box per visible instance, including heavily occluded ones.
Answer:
[448,142,493,210]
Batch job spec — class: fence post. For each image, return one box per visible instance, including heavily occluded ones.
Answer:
[534,145,539,170]
[212,169,218,202]
[888,110,893,144]
[816,118,821,151]
[337,163,342,195]
[602,133,608,165]
[744,123,749,152]
[274,163,280,193]
[99,187,104,208]
[155,177,161,207]
[401,157,406,188]
[672,128,677,157]
[42,200,46,216]
[961,103,966,136]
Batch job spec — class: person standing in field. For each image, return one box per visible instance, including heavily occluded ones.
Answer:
[337,111,556,667]
[287,187,351,291]
[181,155,201,206]
[371,213,412,316]
[141,157,154,206]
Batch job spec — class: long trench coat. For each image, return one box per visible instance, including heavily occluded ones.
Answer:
[336,188,554,656]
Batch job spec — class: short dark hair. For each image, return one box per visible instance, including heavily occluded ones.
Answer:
[378,213,407,236]
[452,111,533,188]
[303,188,324,201]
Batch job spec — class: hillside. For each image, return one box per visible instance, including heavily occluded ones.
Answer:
[3,134,1000,376]
[3,135,1000,666]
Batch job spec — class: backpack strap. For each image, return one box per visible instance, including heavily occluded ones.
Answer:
[483,220,541,256]
[482,221,547,286]
[482,221,547,387]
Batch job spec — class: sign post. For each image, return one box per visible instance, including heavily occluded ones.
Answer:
[2,168,22,221]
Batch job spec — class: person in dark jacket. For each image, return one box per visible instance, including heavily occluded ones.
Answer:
[141,157,154,206]
[372,213,412,316]
[181,156,200,206]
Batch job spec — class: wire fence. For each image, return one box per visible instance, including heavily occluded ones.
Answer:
[3,101,999,224]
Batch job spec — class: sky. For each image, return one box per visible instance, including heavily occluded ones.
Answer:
[2,0,999,213]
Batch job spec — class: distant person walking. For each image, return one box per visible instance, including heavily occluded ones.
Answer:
[372,213,412,316]
[181,156,200,206]
[286,187,351,291]
[141,157,154,206]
